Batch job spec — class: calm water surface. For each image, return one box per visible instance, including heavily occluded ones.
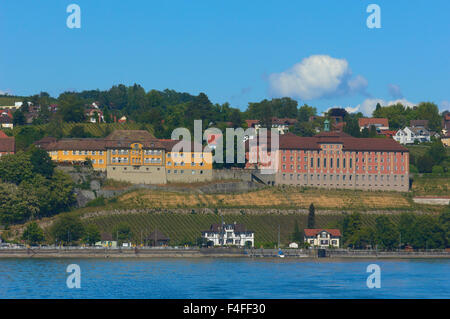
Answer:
[0,258,448,299]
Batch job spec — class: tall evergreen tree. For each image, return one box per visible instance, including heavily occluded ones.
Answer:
[307,203,315,228]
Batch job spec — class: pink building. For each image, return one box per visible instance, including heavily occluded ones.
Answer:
[247,131,410,192]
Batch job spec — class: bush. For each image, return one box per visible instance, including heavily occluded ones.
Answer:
[432,165,444,175]
[22,222,45,245]
[410,164,419,174]
[86,196,106,207]
[51,215,85,245]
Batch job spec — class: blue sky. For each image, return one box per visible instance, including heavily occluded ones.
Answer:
[1,0,449,115]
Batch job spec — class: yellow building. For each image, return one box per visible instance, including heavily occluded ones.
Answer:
[35,130,213,184]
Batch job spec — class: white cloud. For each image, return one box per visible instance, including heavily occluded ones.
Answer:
[0,89,12,95]
[387,84,403,99]
[269,55,368,100]
[440,100,450,113]
[345,98,416,116]
[345,105,360,113]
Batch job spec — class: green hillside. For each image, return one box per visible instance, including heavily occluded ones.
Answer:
[12,122,154,138]
[80,211,406,247]
[0,96,25,106]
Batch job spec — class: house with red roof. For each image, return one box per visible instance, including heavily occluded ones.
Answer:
[0,131,15,156]
[304,229,341,248]
[358,118,389,132]
[0,109,14,129]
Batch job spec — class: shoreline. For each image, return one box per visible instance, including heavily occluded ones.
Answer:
[1,248,449,259]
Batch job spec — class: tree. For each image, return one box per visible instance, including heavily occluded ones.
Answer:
[69,125,91,138]
[343,116,361,137]
[369,125,378,138]
[29,146,55,178]
[415,102,441,132]
[15,126,45,150]
[229,109,243,128]
[0,182,40,225]
[83,224,101,246]
[428,140,446,165]
[51,215,85,245]
[45,115,64,138]
[361,127,369,138]
[292,121,315,137]
[349,226,375,249]
[416,154,434,173]
[184,93,215,130]
[292,220,303,242]
[19,171,75,219]
[398,213,417,247]
[438,211,450,248]
[297,104,317,122]
[374,216,398,250]
[58,93,86,122]
[0,151,34,184]
[22,222,45,245]
[375,103,381,112]
[307,203,315,228]
[13,109,26,126]
[112,223,132,245]
[20,100,30,113]
[196,237,208,247]
[410,215,445,249]
[341,212,362,247]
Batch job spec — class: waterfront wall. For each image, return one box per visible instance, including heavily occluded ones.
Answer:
[413,197,450,205]
[1,247,448,259]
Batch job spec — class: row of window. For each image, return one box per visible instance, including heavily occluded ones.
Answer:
[282,149,405,157]
[63,150,105,156]
[167,153,205,158]
[282,163,405,172]
[144,158,162,163]
[283,155,403,164]
[167,169,204,175]
[111,150,128,155]
[166,161,205,167]
[282,173,405,182]
[144,150,162,155]
[111,157,129,163]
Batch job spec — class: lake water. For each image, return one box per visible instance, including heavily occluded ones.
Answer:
[0,258,449,299]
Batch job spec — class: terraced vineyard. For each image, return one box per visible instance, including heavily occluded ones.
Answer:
[411,176,449,196]
[119,187,414,210]
[82,212,405,246]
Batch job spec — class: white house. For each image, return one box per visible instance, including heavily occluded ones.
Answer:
[202,222,254,248]
[246,118,297,136]
[304,229,341,248]
[394,127,431,145]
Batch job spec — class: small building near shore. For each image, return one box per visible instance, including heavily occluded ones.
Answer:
[95,233,117,248]
[146,229,170,247]
[303,229,341,248]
